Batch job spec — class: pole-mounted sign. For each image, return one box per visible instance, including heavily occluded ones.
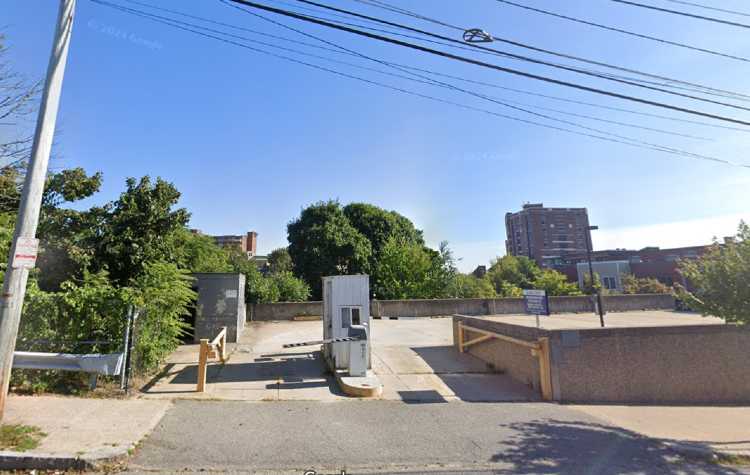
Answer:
[523,289,550,328]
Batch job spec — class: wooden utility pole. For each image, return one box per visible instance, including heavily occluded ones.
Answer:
[0,0,76,419]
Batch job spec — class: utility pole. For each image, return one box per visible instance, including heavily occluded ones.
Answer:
[0,0,76,419]
[585,225,605,327]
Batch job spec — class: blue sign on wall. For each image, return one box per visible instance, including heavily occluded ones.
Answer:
[523,289,550,316]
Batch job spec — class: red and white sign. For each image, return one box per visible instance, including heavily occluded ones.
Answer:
[11,237,39,269]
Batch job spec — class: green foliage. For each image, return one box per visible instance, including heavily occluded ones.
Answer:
[287,200,372,298]
[448,274,497,298]
[228,250,309,304]
[91,176,190,285]
[581,272,606,295]
[127,261,196,372]
[534,269,582,296]
[267,247,293,274]
[622,274,671,294]
[268,271,311,302]
[678,222,750,324]
[169,228,232,273]
[343,202,424,257]
[487,255,541,291]
[372,237,454,300]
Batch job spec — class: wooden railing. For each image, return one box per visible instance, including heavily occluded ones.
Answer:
[457,321,553,401]
[196,326,228,392]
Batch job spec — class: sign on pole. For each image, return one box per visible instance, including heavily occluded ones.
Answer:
[523,289,549,328]
[10,237,40,269]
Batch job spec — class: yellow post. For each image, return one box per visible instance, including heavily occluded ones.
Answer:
[458,322,465,352]
[197,339,209,392]
[537,337,553,401]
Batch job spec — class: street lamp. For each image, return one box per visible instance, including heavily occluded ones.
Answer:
[585,225,606,327]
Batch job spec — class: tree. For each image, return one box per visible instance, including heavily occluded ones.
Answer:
[267,247,293,274]
[91,176,190,285]
[487,255,541,290]
[372,237,453,299]
[343,202,424,258]
[448,274,497,298]
[533,269,582,296]
[581,272,607,295]
[678,222,750,324]
[622,274,670,294]
[287,201,371,298]
[0,34,41,169]
[169,228,232,273]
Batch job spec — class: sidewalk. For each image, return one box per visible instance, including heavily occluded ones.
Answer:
[570,405,750,459]
[0,395,170,470]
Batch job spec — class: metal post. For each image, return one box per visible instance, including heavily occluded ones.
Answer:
[123,309,138,394]
[0,0,76,419]
[120,308,133,391]
[586,226,605,327]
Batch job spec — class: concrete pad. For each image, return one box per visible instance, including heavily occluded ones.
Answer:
[569,405,750,456]
[486,310,725,330]
[3,395,169,457]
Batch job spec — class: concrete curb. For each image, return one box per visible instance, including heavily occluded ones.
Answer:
[664,441,749,464]
[0,446,127,471]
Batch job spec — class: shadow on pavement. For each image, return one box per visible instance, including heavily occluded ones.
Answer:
[491,419,745,474]
[412,345,540,403]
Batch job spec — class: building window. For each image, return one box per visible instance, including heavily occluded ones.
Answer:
[603,276,617,290]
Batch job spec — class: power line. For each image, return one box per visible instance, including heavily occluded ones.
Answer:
[224,0,750,126]
[350,0,750,102]
[89,0,746,167]
[493,0,750,63]
[660,0,750,18]
[113,0,750,133]
[221,0,713,144]
[611,0,750,29]
[285,0,750,114]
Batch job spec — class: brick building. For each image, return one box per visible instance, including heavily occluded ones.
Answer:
[505,203,592,269]
[212,231,258,257]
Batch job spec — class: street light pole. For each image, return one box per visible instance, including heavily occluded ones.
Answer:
[0,0,76,419]
[586,225,605,327]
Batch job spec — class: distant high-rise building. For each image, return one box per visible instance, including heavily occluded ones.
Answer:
[212,231,258,257]
[505,203,592,268]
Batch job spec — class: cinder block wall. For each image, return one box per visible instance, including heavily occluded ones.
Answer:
[249,301,323,321]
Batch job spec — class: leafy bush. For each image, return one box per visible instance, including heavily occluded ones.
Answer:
[678,222,749,324]
[127,261,196,372]
[448,274,497,298]
[622,274,671,294]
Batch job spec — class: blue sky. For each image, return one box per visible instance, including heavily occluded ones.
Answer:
[2,0,749,271]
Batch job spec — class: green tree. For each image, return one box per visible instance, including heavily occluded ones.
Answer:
[343,202,424,256]
[268,271,311,302]
[169,228,232,273]
[487,255,541,294]
[91,176,190,285]
[287,201,371,298]
[622,274,670,294]
[533,269,582,296]
[448,274,497,298]
[678,222,750,324]
[372,237,453,299]
[267,247,293,274]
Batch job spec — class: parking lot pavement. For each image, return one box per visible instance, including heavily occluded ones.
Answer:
[125,399,746,474]
[486,310,724,330]
[140,319,538,403]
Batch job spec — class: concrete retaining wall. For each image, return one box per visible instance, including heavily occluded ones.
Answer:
[452,315,750,404]
[248,294,675,321]
[452,315,544,393]
[249,301,323,321]
[550,324,750,404]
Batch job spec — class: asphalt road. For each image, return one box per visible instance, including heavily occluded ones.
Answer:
[122,400,747,474]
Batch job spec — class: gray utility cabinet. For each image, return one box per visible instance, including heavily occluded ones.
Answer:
[192,273,246,343]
